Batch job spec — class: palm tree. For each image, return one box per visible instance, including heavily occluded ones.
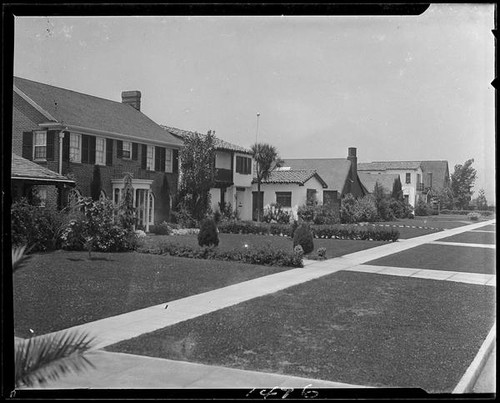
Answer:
[13,245,96,388]
[251,143,283,222]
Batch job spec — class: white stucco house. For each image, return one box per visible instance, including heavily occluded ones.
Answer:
[252,168,328,220]
[163,126,255,221]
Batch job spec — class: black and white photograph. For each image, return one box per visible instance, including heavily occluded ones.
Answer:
[4,3,496,398]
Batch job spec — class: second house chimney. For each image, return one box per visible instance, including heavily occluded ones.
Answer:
[121,90,141,111]
[347,147,357,178]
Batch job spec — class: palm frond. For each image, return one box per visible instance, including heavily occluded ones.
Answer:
[12,245,31,273]
[15,330,96,388]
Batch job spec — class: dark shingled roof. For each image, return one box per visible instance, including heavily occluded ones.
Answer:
[282,158,352,192]
[254,169,328,187]
[162,126,252,155]
[14,77,183,147]
[358,172,400,194]
[358,161,422,171]
[11,153,75,184]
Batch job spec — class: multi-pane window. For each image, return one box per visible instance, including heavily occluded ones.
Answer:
[236,156,252,174]
[69,133,81,162]
[276,192,292,208]
[33,131,47,160]
[146,145,155,171]
[122,141,132,159]
[95,137,106,165]
[405,173,411,184]
[165,148,173,173]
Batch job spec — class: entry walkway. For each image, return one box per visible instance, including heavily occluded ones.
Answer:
[26,219,495,391]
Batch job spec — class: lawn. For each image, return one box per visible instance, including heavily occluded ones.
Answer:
[105,271,496,393]
[439,231,496,245]
[143,233,387,259]
[365,244,496,274]
[13,250,293,338]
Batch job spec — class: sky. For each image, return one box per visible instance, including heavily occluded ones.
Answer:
[13,4,496,203]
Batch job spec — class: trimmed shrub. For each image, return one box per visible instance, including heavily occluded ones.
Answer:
[293,245,304,259]
[354,195,380,222]
[467,212,481,221]
[198,218,219,247]
[293,224,314,254]
[149,222,172,235]
[317,247,327,260]
[340,194,358,224]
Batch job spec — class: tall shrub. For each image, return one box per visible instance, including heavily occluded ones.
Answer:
[198,218,219,247]
[293,224,314,254]
[340,194,357,224]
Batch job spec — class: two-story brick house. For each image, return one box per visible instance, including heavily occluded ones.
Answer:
[13,77,184,231]
[162,126,255,221]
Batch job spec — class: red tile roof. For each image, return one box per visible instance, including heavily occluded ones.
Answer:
[358,161,422,171]
[254,169,328,187]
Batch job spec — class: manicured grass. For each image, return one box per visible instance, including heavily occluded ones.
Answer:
[366,244,496,274]
[13,250,292,338]
[106,271,496,393]
[144,233,386,259]
[439,231,496,245]
[476,224,496,231]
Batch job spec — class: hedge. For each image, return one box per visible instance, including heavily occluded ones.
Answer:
[440,209,494,216]
[138,242,303,268]
[217,221,399,242]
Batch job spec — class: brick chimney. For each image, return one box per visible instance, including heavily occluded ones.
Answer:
[121,90,141,111]
[347,147,357,178]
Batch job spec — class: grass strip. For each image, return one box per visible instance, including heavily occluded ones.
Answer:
[106,271,495,393]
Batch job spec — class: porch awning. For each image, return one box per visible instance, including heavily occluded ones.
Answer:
[11,153,75,186]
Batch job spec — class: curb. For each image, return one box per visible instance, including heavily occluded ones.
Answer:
[453,322,496,394]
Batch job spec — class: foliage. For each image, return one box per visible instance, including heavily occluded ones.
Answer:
[440,209,493,216]
[251,142,283,221]
[11,199,70,252]
[475,189,488,210]
[391,176,404,201]
[372,182,394,221]
[388,199,414,219]
[354,195,380,222]
[317,247,327,259]
[297,202,339,225]
[198,218,219,247]
[340,194,358,224]
[149,222,173,235]
[262,203,291,224]
[467,212,481,221]
[293,224,314,254]
[90,165,102,201]
[13,246,95,388]
[414,199,437,216]
[177,130,217,222]
[451,158,477,210]
[293,245,304,258]
[117,172,136,231]
[145,242,303,268]
[171,205,198,228]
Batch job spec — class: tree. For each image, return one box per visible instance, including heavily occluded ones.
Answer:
[373,181,392,221]
[391,176,403,201]
[177,130,216,222]
[251,143,283,222]
[90,165,101,201]
[13,246,95,388]
[117,172,136,231]
[451,159,477,210]
[476,189,488,210]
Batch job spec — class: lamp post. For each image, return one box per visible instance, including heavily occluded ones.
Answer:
[255,113,260,143]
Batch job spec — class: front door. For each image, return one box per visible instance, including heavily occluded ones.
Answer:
[252,191,264,221]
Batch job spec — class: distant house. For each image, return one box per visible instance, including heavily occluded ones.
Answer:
[358,160,450,207]
[11,153,75,208]
[252,168,328,221]
[163,126,255,221]
[282,147,367,205]
[12,76,184,230]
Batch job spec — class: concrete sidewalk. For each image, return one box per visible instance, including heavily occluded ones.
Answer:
[23,218,495,391]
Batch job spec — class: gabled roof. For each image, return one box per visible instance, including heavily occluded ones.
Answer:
[254,169,328,187]
[420,160,450,189]
[14,77,183,147]
[358,172,399,194]
[162,126,252,155]
[11,153,75,184]
[358,161,422,171]
[282,158,352,192]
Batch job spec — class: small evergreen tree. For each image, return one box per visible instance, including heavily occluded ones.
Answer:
[118,172,136,231]
[198,218,219,247]
[90,165,101,201]
[293,224,314,255]
[391,176,404,201]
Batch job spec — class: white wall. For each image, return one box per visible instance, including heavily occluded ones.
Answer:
[376,168,423,207]
[233,152,253,187]
[253,176,325,220]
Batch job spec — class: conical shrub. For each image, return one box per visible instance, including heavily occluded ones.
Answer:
[198,218,219,247]
[292,224,314,255]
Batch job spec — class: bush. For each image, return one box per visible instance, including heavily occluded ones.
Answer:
[467,212,481,221]
[149,222,172,235]
[293,224,314,254]
[414,199,433,216]
[11,199,70,252]
[144,242,303,268]
[340,194,358,224]
[262,203,291,224]
[198,218,219,247]
[298,203,340,225]
[293,245,304,258]
[354,195,380,222]
[317,247,327,259]
[389,199,414,219]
